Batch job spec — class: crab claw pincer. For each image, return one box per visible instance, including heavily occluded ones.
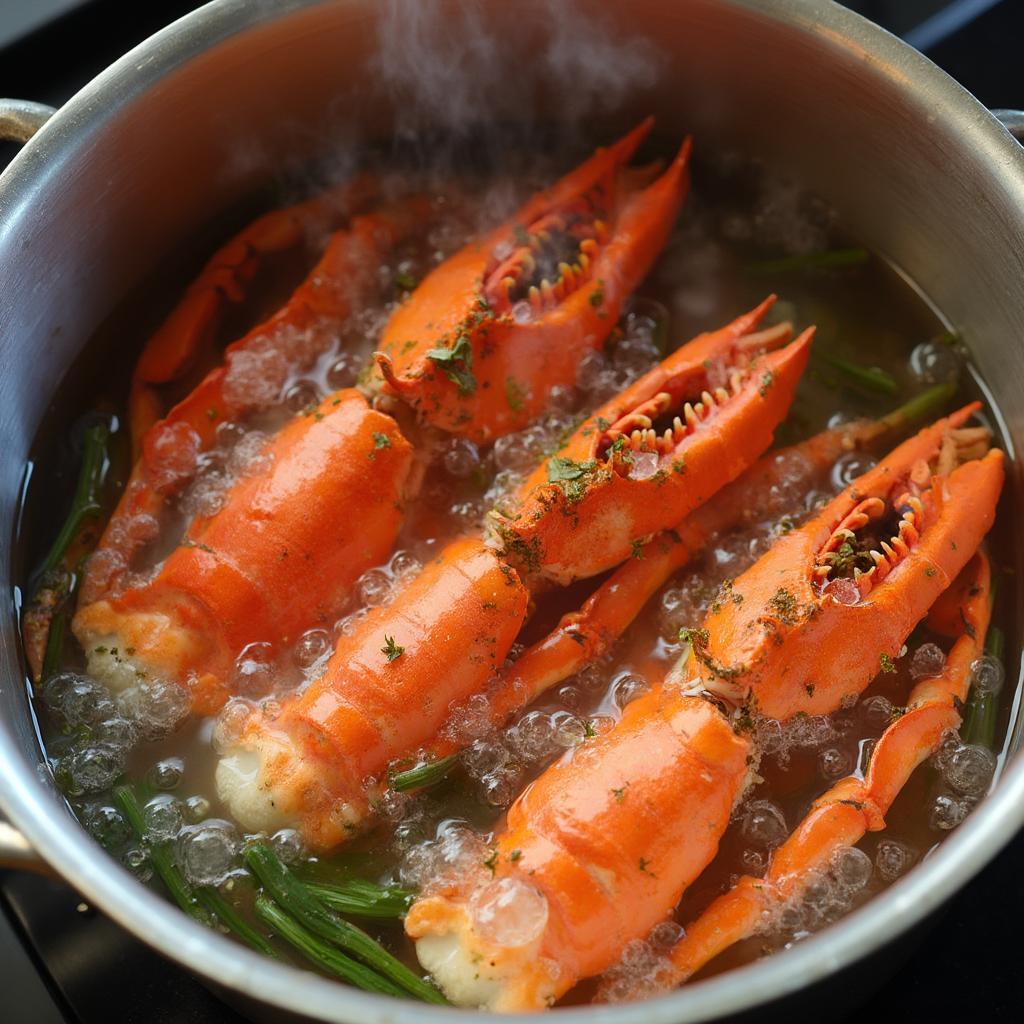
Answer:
[375,118,692,441]
[690,405,1004,718]
[491,297,813,585]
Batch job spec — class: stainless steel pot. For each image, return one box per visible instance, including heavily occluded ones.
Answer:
[1,2,1023,1021]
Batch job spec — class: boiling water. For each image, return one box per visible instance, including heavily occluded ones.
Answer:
[16,140,1018,1006]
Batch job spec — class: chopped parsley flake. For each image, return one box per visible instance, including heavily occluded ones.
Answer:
[381,635,405,662]
[426,334,476,396]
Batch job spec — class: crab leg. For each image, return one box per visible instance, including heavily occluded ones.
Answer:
[216,538,529,849]
[492,297,813,585]
[665,552,992,985]
[90,197,431,602]
[376,120,693,441]
[73,390,414,716]
[406,685,749,1011]
[130,174,378,451]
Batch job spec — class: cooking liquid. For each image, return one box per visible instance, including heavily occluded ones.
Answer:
[17,142,1018,1005]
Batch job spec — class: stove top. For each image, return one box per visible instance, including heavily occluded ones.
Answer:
[2,1,1022,1021]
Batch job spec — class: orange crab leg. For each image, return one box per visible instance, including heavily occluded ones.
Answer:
[376,120,692,441]
[665,552,992,985]
[492,299,813,585]
[129,174,378,450]
[694,407,1004,716]
[405,686,750,1011]
[216,537,529,849]
[73,390,413,716]
[89,198,431,602]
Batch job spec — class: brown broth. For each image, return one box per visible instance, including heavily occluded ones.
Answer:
[16,141,1019,1007]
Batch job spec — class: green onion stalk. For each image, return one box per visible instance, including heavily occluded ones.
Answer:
[819,352,899,396]
[389,753,459,792]
[30,421,109,681]
[114,785,275,957]
[244,843,446,1004]
[304,878,414,919]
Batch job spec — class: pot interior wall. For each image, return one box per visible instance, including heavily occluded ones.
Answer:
[1,1,1023,1021]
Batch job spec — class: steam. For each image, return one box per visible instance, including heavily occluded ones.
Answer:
[372,0,663,161]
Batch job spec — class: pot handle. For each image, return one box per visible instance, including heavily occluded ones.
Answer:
[0,821,52,875]
[993,109,1024,145]
[0,98,57,144]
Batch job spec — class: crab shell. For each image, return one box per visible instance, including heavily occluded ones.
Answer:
[492,298,813,585]
[694,406,1005,720]
[375,118,692,441]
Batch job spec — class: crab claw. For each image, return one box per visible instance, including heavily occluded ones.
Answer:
[692,405,1004,719]
[375,119,692,441]
[490,297,813,585]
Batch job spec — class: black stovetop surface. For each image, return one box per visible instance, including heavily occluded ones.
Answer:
[2,1,1022,1021]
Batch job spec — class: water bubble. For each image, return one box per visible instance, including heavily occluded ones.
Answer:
[787,715,835,749]
[390,550,422,581]
[547,384,579,413]
[176,820,240,886]
[969,654,1005,696]
[741,848,769,874]
[612,672,649,709]
[506,711,560,765]
[831,846,872,892]
[123,846,152,882]
[117,679,191,741]
[184,795,211,822]
[741,800,788,849]
[147,421,202,492]
[270,828,305,865]
[556,684,583,710]
[44,672,115,727]
[875,839,916,881]
[93,715,138,753]
[511,300,532,324]
[932,731,961,772]
[223,344,288,414]
[493,430,544,475]
[755,718,785,758]
[213,699,254,754]
[910,642,946,680]
[818,747,854,780]
[649,920,685,949]
[148,757,184,791]
[471,877,548,947]
[85,805,131,849]
[356,568,393,608]
[284,379,321,413]
[294,628,331,670]
[463,738,512,779]
[442,438,481,479]
[225,430,271,478]
[860,695,894,731]
[930,793,968,831]
[325,352,358,390]
[551,712,588,748]
[822,577,860,607]
[831,451,877,490]
[233,643,276,699]
[63,746,125,794]
[480,771,521,808]
[144,796,185,842]
[626,450,660,482]
[945,744,996,797]
[909,340,961,385]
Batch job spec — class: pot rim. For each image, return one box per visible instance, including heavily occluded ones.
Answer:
[2,2,1023,1022]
